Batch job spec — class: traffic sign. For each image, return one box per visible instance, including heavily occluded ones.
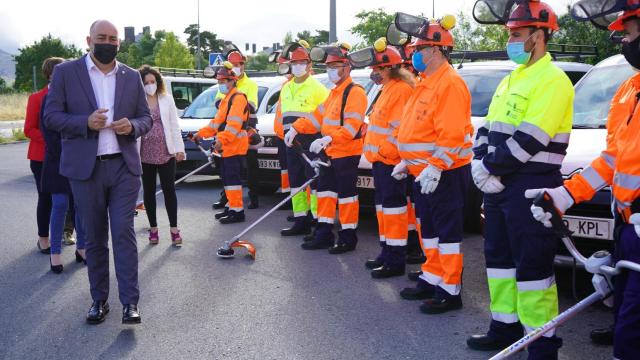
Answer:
[209,53,224,66]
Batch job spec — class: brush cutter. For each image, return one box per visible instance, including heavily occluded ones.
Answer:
[216,144,330,259]
[489,192,640,360]
[135,133,221,210]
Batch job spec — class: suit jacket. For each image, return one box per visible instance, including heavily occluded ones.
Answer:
[43,54,152,181]
[39,93,70,194]
[24,87,48,161]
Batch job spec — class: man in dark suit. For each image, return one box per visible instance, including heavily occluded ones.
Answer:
[44,19,152,324]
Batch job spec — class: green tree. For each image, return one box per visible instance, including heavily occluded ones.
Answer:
[245,53,276,71]
[554,10,618,64]
[295,30,329,46]
[154,32,194,69]
[0,77,12,94]
[13,34,82,92]
[350,8,395,47]
[283,31,293,45]
[184,24,225,68]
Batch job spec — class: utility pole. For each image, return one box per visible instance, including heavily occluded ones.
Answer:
[197,0,202,70]
[32,65,37,92]
[329,0,337,43]
[433,0,435,18]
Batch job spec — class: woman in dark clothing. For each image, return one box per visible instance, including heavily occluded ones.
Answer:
[39,58,86,273]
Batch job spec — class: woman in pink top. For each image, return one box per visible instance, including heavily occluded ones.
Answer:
[138,66,185,247]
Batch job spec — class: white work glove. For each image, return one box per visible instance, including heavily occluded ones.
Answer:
[391,160,408,181]
[472,159,505,194]
[524,186,574,228]
[309,136,332,154]
[415,165,442,195]
[630,214,640,238]
[480,176,505,194]
[284,128,297,147]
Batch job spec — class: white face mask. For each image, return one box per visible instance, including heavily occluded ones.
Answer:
[232,67,242,77]
[144,83,157,96]
[291,64,308,78]
[327,68,341,84]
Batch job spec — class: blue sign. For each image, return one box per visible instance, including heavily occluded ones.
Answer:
[209,53,224,66]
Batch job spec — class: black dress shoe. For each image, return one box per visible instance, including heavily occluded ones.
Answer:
[87,301,109,324]
[215,209,229,219]
[371,266,405,279]
[122,304,141,324]
[50,258,63,274]
[280,220,311,236]
[406,253,426,264]
[75,250,86,265]
[287,215,296,222]
[400,286,434,300]
[212,199,228,210]
[37,240,51,254]
[328,243,356,255]
[408,270,423,281]
[365,259,383,270]
[590,326,614,346]
[301,240,333,250]
[467,334,517,351]
[219,212,245,224]
[420,296,462,314]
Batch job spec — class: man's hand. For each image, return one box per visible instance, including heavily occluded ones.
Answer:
[88,108,109,131]
[111,117,133,135]
[284,128,297,147]
[176,152,186,162]
[391,160,408,181]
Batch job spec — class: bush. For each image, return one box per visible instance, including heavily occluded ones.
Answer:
[11,128,27,141]
[0,93,29,121]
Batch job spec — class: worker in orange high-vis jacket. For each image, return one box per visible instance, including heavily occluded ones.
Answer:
[301,42,368,254]
[394,15,474,315]
[349,38,414,278]
[193,62,249,224]
[526,4,640,358]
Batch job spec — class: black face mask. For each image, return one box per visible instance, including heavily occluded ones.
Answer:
[92,43,118,65]
[370,71,383,85]
[622,36,640,70]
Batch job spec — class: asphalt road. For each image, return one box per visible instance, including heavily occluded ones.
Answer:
[0,142,613,360]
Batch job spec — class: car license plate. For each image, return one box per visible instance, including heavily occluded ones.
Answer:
[357,176,374,189]
[563,216,613,241]
[258,159,280,169]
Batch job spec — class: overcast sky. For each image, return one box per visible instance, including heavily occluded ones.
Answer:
[0,0,573,54]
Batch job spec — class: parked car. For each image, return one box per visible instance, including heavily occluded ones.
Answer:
[177,75,285,176]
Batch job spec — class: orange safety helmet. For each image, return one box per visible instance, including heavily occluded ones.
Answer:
[409,15,456,48]
[373,38,404,67]
[216,61,239,80]
[227,50,246,65]
[609,2,640,31]
[325,42,351,63]
[506,0,559,31]
[289,47,311,62]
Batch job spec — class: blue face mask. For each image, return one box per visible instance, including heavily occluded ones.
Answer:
[412,51,427,73]
[506,34,534,65]
[219,84,229,94]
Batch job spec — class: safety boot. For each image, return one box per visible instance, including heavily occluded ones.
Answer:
[219,211,245,224]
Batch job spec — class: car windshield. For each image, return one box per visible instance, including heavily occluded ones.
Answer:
[182,85,270,119]
[458,69,511,117]
[182,86,219,119]
[573,64,635,129]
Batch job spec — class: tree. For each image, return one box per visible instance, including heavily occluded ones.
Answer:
[283,31,293,45]
[0,77,12,94]
[245,53,276,71]
[350,8,395,48]
[13,34,82,92]
[294,30,330,46]
[184,24,225,68]
[154,32,194,69]
[554,10,618,64]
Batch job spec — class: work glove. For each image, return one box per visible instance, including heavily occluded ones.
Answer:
[480,176,505,194]
[310,136,332,154]
[415,165,442,195]
[391,160,408,181]
[524,186,575,228]
[472,159,505,193]
[630,214,640,238]
[284,128,297,148]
